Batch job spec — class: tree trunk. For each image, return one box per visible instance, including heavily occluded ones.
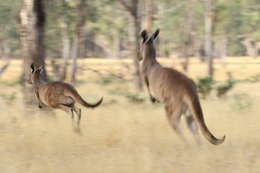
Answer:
[181,0,196,73]
[71,35,79,83]
[204,0,215,77]
[119,0,143,90]
[2,40,10,59]
[58,0,71,81]
[215,36,227,67]
[145,0,154,33]
[241,37,258,58]
[133,16,143,90]
[71,0,87,84]
[19,0,47,83]
[19,0,47,111]
[113,32,121,58]
[181,42,190,72]
[61,24,70,81]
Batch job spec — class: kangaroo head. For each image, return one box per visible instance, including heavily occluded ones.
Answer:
[140,29,160,61]
[29,63,43,84]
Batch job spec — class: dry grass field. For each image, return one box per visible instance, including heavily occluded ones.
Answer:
[0,58,260,173]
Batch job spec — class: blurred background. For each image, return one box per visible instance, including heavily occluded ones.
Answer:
[0,0,260,173]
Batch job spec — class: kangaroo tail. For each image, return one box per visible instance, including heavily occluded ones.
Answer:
[78,96,103,108]
[185,94,225,145]
[69,89,103,108]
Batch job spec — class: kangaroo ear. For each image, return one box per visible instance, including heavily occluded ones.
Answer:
[147,29,160,43]
[140,30,148,43]
[30,63,35,73]
[151,29,160,41]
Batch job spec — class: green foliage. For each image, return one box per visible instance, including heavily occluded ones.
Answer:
[47,75,56,82]
[108,88,123,96]
[104,98,118,105]
[216,77,236,98]
[227,38,246,56]
[124,92,145,104]
[0,92,17,104]
[1,0,260,58]
[107,88,145,103]
[99,76,115,85]
[98,75,127,86]
[244,73,260,83]
[230,93,253,111]
[0,0,22,57]
[0,76,23,86]
[197,76,215,99]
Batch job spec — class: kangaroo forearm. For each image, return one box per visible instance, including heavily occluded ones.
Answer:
[144,76,152,96]
[144,75,158,103]
[35,91,45,106]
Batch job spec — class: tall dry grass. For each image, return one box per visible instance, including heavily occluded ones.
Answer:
[0,58,259,173]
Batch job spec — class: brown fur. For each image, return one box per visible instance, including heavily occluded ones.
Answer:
[30,64,103,126]
[140,29,225,145]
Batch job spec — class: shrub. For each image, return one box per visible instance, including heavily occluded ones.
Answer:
[0,92,17,104]
[230,93,253,111]
[99,76,115,85]
[125,92,145,103]
[216,77,236,98]
[197,76,215,99]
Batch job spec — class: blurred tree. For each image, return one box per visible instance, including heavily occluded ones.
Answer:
[181,0,197,72]
[19,0,47,107]
[204,0,215,77]
[214,0,260,57]
[144,0,155,33]
[118,0,143,90]
[59,1,70,81]
[0,0,259,87]
[0,0,21,58]
[19,0,47,83]
[71,0,87,84]
[46,0,76,81]
[0,0,257,61]
[158,0,204,58]
[236,0,260,58]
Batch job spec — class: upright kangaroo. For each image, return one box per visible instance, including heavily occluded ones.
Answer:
[29,64,103,126]
[140,29,225,145]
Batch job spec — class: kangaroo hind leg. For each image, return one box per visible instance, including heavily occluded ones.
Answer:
[57,96,75,117]
[184,109,201,145]
[56,102,82,135]
[72,106,82,126]
[165,102,187,143]
[71,106,82,135]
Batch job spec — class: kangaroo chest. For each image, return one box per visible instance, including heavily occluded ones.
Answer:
[35,87,50,106]
[148,76,166,101]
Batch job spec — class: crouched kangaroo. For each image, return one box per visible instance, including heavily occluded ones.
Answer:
[140,29,225,145]
[29,64,103,126]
